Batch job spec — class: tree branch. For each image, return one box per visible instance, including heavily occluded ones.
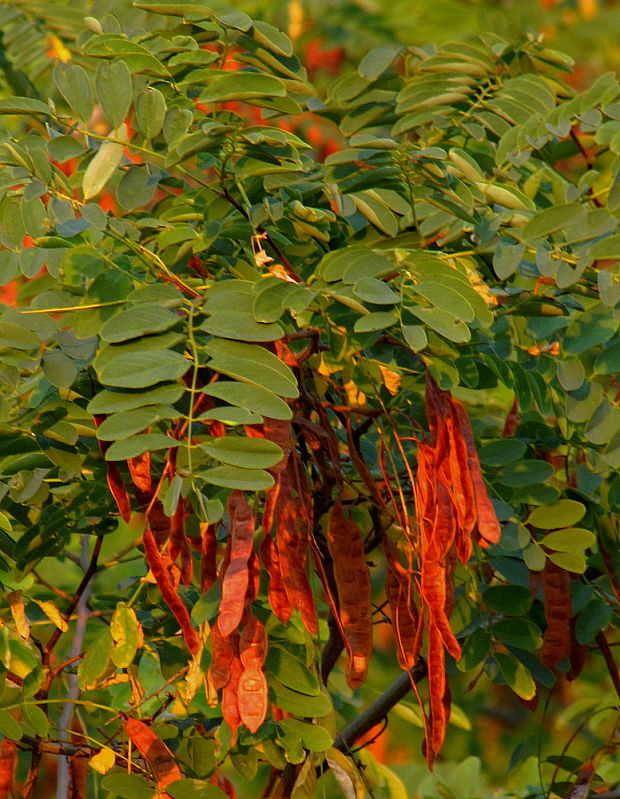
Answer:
[334,658,427,751]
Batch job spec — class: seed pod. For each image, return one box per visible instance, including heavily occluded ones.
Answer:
[200,523,218,593]
[222,643,243,745]
[169,498,192,586]
[327,501,372,689]
[384,538,419,669]
[125,717,182,792]
[420,560,460,661]
[0,740,16,799]
[127,451,152,495]
[541,559,571,668]
[93,415,132,522]
[451,399,501,548]
[209,626,235,690]
[427,621,447,768]
[260,534,292,623]
[143,525,199,654]
[445,404,476,543]
[277,468,318,635]
[218,491,255,637]
[238,662,268,733]
[262,477,282,535]
[146,500,172,547]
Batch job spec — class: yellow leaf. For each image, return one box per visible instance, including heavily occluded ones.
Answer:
[82,123,128,200]
[288,0,304,40]
[89,747,116,774]
[33,600,68,632]
[378,365,401,396]
[343,379,366,407]
[325,748,363,799]
[7,591,29,640]
[579,0,597,18]
[292,754,317,799]
[47,34,72,63]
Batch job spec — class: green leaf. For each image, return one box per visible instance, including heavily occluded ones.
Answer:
[279,719,333,752]
[0,709,22,742]
[575,600,614,644]
[253,281,301,323]
[202,382,291,421]
[87,383,184,415]
[496,459,554,487]
[41,350,77,388]
[542,528,596,552]
[82,124,128,200]
[135,88,167,139]
[353,277,399,305]
[495,653,536,700]
[269,680,333,717]
[589,233,620,260]
[457,628,491,672]
[265,646,320,695]
[199,73,286,103]
[100,304,180,343]
[522,203,585,240]
[408,307,471,343]
[110,604,140,668]
[163,107,194,145]
[0,251,19,285]
[358,47,400,81]
[548,551,587,573]
[201,465,274,491]
[202,313,283,342]
[201,436,283,469]
[205,346,298,398]
[0,97,50,116]
[96,405,175,441]
[167,779,228,799]
[594,340,620,375]
[401,324,427,351]
[78,627,112,689]
[100,350,188,388]
[101,773,154,799]
[21,703,49,737]
[105,433,178,461]
[350,193,399,236]
[479,440,527,467]
[48,136,85,164]
[483,585,532,615]
[200,407,263,425]
[116,167,157,211]
[0,322,40,350]
[53,65,93,122]
[320,248,393,283]
[411,282,475,323]
[492,618,543,651]
[493,241,526,279]
[96,60,133,129]
[353,310,398,333]
[527,500,586,529]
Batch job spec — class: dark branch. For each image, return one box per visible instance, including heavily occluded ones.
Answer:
[334,658,426,752]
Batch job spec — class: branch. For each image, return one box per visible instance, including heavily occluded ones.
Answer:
[44,535,103,658]
[595,631,620,700]
[334,658,427,751]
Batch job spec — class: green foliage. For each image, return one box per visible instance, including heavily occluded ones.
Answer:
[0,2,619,799]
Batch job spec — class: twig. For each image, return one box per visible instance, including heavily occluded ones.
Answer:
[21,749,42,799]
[595,631,620,701]
[334,658,427,751]
[219,187,302,282]
[44,536,103,658]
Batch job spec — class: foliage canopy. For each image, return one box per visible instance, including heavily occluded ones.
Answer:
[0,2,619,798]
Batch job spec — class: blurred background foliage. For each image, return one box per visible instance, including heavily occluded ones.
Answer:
[0,1,619,797]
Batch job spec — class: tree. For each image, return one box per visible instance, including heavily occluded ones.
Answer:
[0,2,619,798]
